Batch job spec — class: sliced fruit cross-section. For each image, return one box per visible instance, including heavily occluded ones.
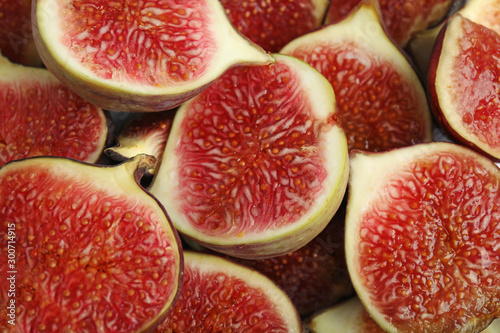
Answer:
[150,53,349,259]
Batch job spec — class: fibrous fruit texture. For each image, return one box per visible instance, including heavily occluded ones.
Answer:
[32,0,273,112]
[0,155,182,332]
[428,13,500,161]
[150,53,348,259]
[282,1,432,152]
[155,251,302,332]
[0,54,108,167]
[346,142,500,332]
[220,0,329,53]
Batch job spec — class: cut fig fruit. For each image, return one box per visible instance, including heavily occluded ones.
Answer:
[281,0,433,152]
[149,53,349,259]
[0,155,183,332]
[325,0,454,46]
[32,0,274,112]
[0,53,109,167]
[155,251,302,332]
[105,111,175,174]
[306,296,385,333]
[228,199,353,316]
[428,13,500,161]
[0,0,43,66]
[346,141,500,332]
[220,0,329,53]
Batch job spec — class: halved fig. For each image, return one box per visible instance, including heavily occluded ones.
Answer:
[281,0,433,152]
[0,53,108,167]
[105,111,175,174]
[32,0,274,112]
[325,0,453,46]
[428,13,500,161]
[307,296,384,333]
[346,142,500,332]
[220,0,329,53]
[228,199,353,316]
[0,0,43,66]
[150,53,349,259]
[307,296,500,333]
[155,251,302,332]
[0,155,183,332]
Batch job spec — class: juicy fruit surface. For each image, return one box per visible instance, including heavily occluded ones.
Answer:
[59,0,215,85]
[174,62,335,236]
[356,151,500,331]
[288,42,428,152]
[0,163,180,332]
[220,0,319,53]
[449,18,500,149]
[0,81,106,166]
[156,254,292,332]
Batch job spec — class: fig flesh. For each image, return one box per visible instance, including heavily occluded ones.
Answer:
[428,13,500,161]
[281,0,433,152]
[325,0,454,46]
[220,0,329,53]
[0,155,183,332]
[346,142,500,332]
[0,0,43,66]
[150,53,349,259]
[32,0,274,112]
[155,251,302,332]
[0,53,108,167]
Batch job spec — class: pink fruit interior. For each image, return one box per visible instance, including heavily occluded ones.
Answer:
[0,81,105,166]
[59,0,215,86]
[289,42,428,152]
[175,61,334,237]
[450,18,500,148]
[357,152,500,331]
[0,165,179,332]
[220,0,317,53]
[157,261,289,332]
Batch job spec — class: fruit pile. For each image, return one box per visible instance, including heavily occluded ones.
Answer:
[1,0,500,332]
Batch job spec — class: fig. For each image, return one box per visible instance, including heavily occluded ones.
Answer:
[307,296,500,333]
[281,0,433,152]
[0,53,109,167]
[149,53,349,259]
[155,251,302,332]
[346,142,500,332]
[220,0,329,53]
[0,0,43,66]
[0,155,183,332]
[428,13,500,161]
[325,0,454,46]
[105,111,175,174]
[32,0,274,112]
[228,199,353,316]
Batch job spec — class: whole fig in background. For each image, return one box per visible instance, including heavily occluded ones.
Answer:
[32,0,274,112]
[0,53,109,167]
[150,53,349,260]
[346,142,500,332]
[0,155,183,332]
